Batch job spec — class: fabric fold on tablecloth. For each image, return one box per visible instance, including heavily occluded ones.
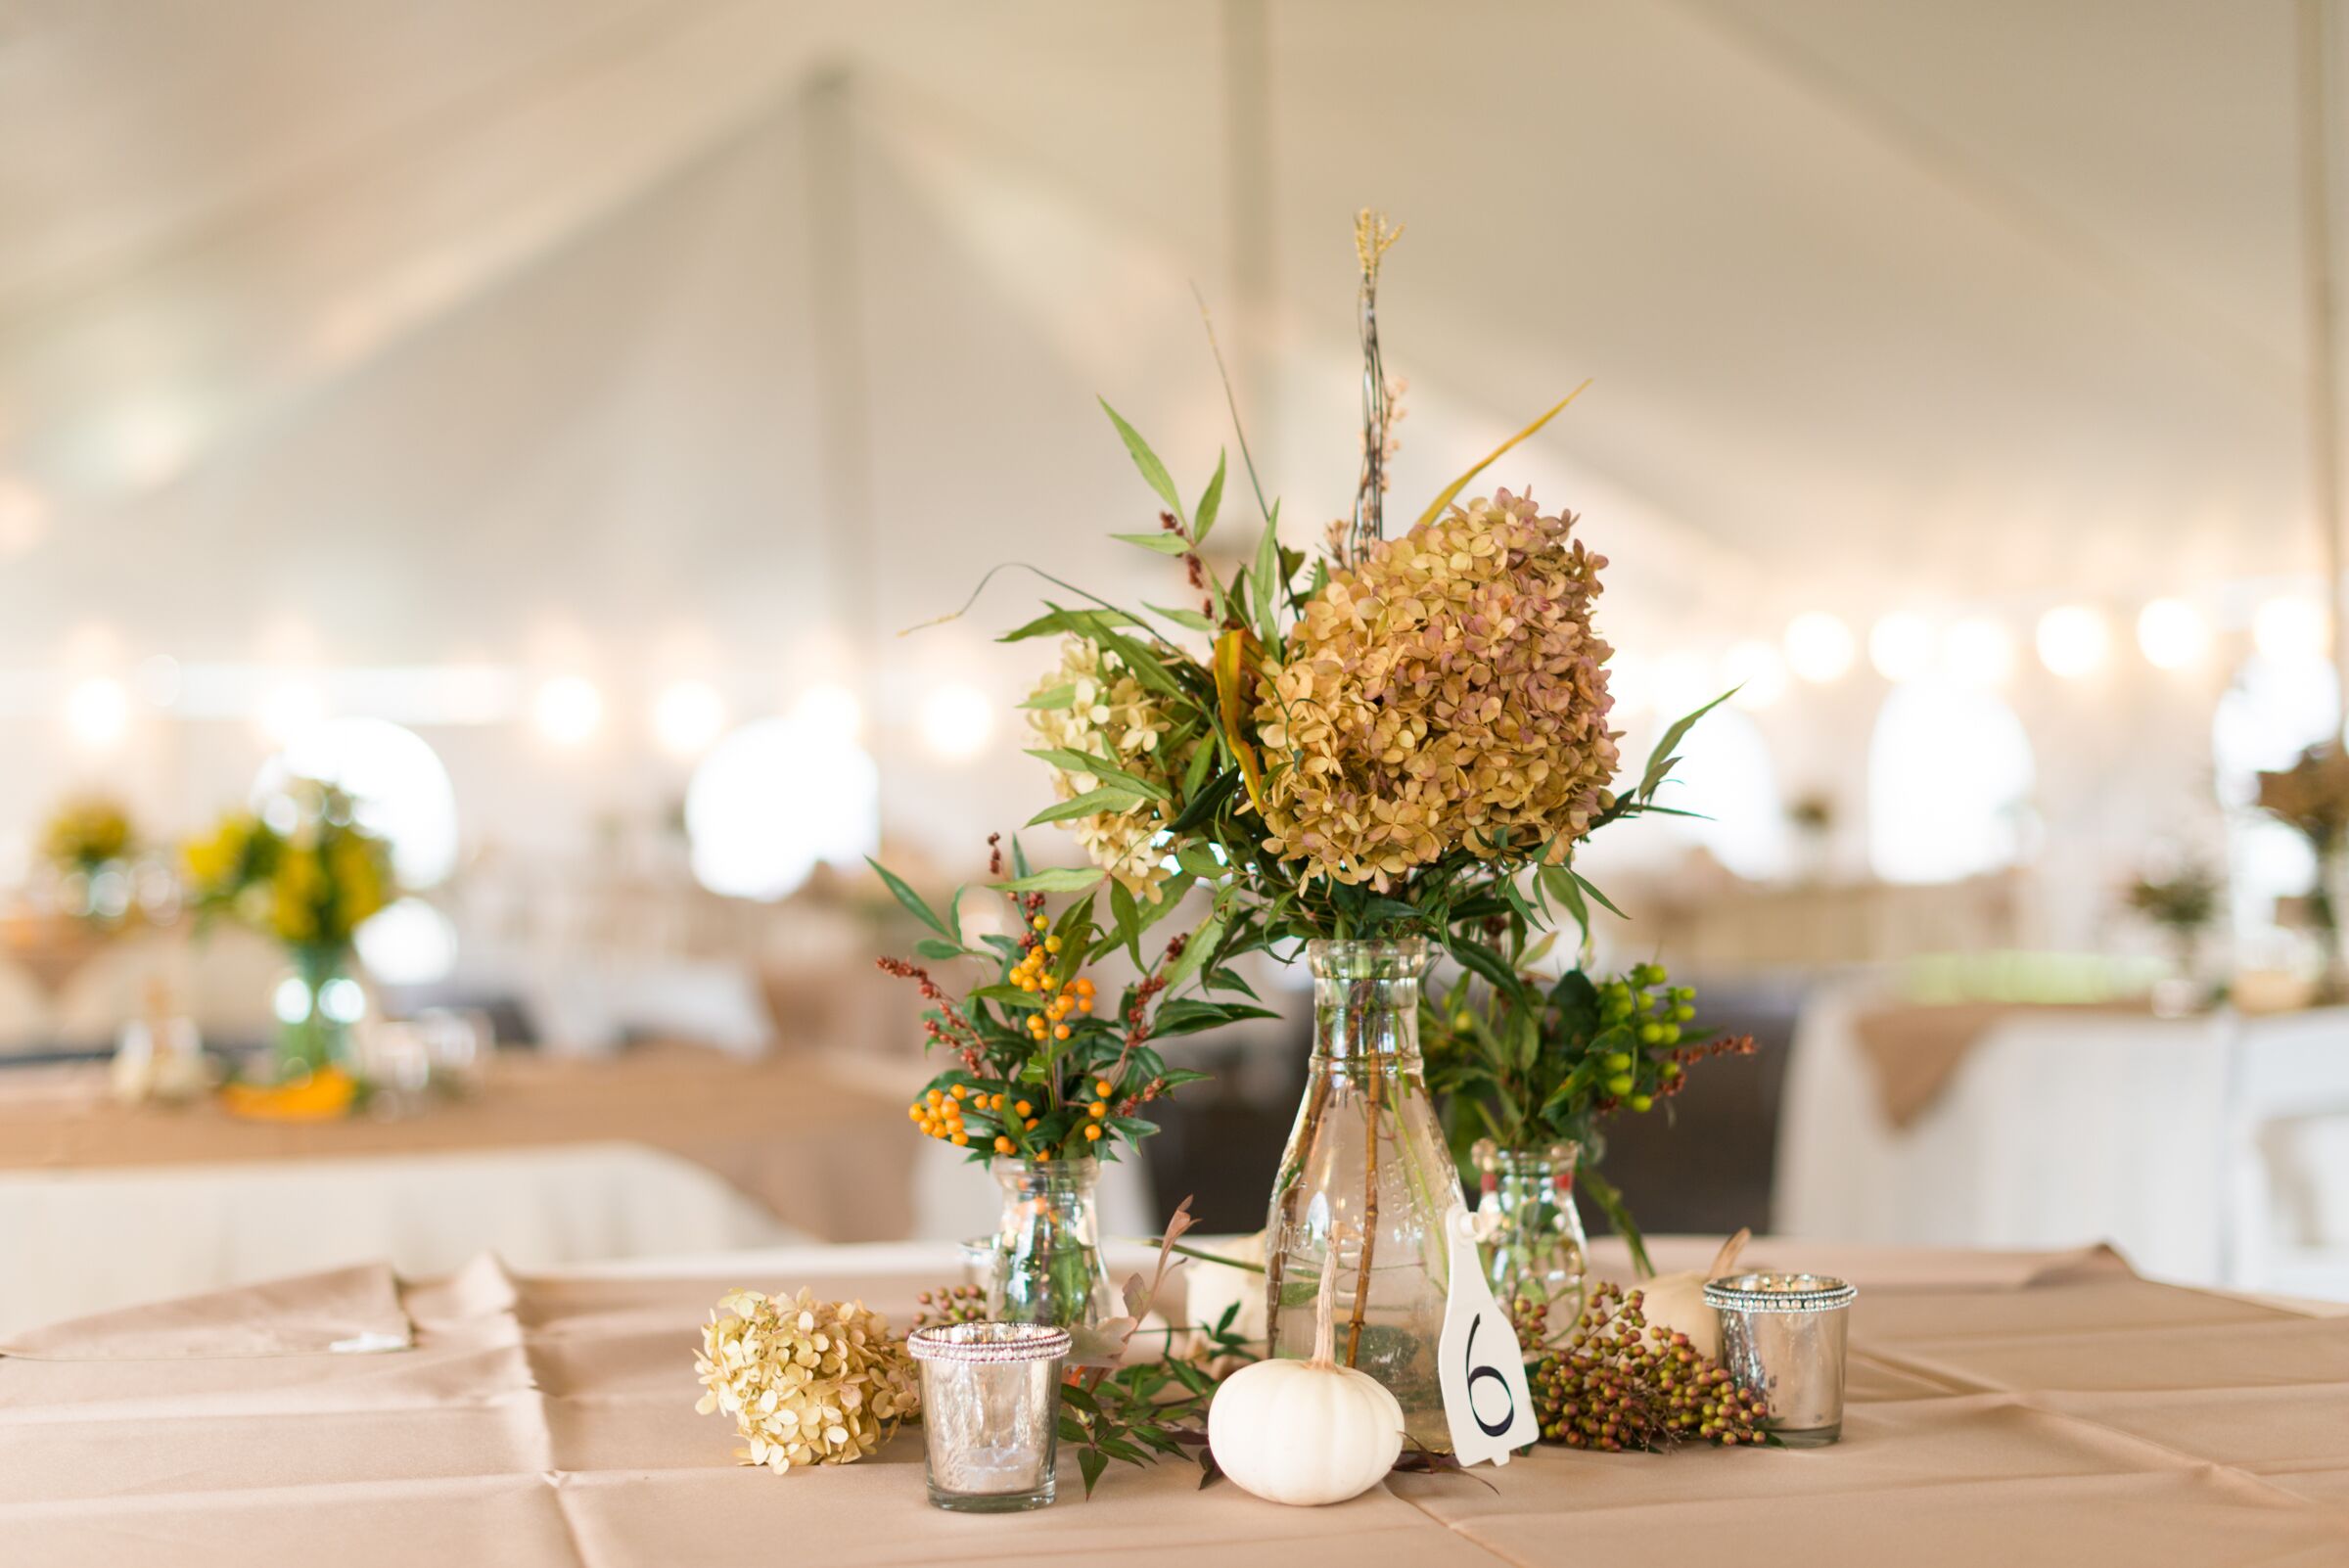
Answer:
[0,1261,412,1360]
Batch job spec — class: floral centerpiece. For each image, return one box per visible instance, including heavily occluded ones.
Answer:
[1421,948,1756,1316]
[879,212,1719,1449]
[39,794,139,927]
[874,839,1230,1328]
[2254,742,2349,999]
[184,780,392,1083]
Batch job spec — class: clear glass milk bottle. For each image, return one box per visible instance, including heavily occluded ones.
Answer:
[1264,937,1465,1452]
[1471,1137,1589,1336]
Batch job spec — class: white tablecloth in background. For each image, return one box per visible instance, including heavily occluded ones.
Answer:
[1776,990,2233,1283]
[0,1139,806,1337]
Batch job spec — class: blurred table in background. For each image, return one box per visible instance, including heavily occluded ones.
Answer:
[1778,990,2349,1295]
[0,1048,921,1335]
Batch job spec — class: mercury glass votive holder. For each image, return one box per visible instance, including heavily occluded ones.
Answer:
[1703,1272,1859,1447]
[906,1321,1069,1512]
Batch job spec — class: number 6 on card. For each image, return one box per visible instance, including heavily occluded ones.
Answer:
[1438,1203,1540,1464]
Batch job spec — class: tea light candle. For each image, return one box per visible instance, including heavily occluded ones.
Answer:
[906,1322,1070,1511]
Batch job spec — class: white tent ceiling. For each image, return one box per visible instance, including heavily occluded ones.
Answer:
[0,0,2328,677]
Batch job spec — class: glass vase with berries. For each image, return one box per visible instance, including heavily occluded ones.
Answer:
[1421,937,1756,1305]
[873,839,1257,1331]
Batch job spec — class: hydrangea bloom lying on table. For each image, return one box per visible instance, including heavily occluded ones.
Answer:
[694,1288,918,1473]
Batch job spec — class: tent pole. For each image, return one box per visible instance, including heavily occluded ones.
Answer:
[1221,0,1276,501]
[802,65,877,681]
[2300,0,2349,722]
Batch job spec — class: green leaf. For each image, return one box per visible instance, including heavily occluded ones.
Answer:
[1250,502,1283,648]
[1449,937,1518,992]
[1023,748,1172,802]
[1145,602,1218,631]
[1099,399,1186,528]
[1161,907,1225,992]
[914,937,964,961]
[1110,877,1144,970]
[866,857,951,939]
[1020,682,1077,711]
[999,604,1148,644]
[1078,1445,1109,1498]
[997,866,1107,894]
[1539,863,1589,938]
[1572,870,1628,920]
[1638,688,1736,802]
[1113,531,1192,555]
[1174,843,1226,879]
[1028,786,1146,826]
[1194,450,1226,544]
[1165,769,1241,836]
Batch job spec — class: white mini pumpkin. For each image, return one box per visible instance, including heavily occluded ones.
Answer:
[1208,1241,1404,1506]
[1620,1228,1748,1361]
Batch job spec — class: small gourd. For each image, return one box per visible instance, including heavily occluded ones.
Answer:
[1207,1236,1404,1506]
[1625,1228,1748,1361]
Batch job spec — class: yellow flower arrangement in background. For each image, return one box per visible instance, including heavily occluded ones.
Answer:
[41,795,134,876]
[184,781,391,949]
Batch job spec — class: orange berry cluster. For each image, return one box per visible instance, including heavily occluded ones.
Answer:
[906,1083,1043,1155]
[1010,933,1095,1044]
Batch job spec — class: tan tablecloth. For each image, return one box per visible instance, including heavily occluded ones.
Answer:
[0,1048,916,1241]
[5,1239,2347,1566]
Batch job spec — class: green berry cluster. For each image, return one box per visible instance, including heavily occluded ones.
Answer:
[1591,963,1699,1114]
[1513,1282,1770,1451]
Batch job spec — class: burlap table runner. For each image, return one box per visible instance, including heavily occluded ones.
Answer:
[1854,999,2158,1129]
[5,1238,2346,1566]
[0,1048,917,1241]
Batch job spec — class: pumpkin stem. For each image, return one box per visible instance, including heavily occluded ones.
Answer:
[1709,1227,1752,1279]
[1309,1223,1349,1367]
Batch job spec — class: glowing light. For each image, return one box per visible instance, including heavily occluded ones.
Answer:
[65,676,129,748]
[1783,613,1856,683]
[532,676,603,745]
[1868,613,1935,682]
[1724,640,1788,710]
[318,977,367,1025]
[919,682,994,761]
[2253,595,2328,664]
[273,976,313,1024]
[652,679,726,758]
[686,717,880,899]
[2136,598,2210,670]
[355,897,459,986]
[2035,605,2111,678]
[1942,618,2017,687]
[256,681,326,744]
[260,716,461,887]
[1868,679,2036,883]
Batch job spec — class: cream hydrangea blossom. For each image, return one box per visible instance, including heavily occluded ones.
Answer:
[1029,636,1187,901]
[1256,489,1619,890]
[694,1287,917,1472]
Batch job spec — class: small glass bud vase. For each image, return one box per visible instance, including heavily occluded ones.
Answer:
[907,1322,1069,1511]
[989,1157,1120,1330]
[1264,938,1465,1453]
[1471,1137,1589,1336]
[273,945,367,1080]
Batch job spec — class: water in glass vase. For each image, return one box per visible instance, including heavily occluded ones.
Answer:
[989,1156,1120,1330]
[1264,938,1465,1453]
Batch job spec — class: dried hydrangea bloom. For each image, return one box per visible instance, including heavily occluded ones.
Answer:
[1256,489,1619,889]
[694,1287,917,1472]
[1028,636,1189,900]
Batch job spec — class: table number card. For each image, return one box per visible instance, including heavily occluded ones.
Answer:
[1437,1203,1540,1464]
